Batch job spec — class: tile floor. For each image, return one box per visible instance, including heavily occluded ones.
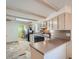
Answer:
[6,40,31,59]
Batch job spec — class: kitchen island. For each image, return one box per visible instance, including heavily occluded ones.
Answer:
[30,38,70,59]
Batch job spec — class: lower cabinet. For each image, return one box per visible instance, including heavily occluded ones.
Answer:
[66,41,72,59]
[30,47,43,59]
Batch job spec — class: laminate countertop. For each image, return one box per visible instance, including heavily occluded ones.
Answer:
[30,38,70,55]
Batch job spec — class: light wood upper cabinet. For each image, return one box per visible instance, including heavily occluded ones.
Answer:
[47,20,50,30]
[52,17,58,30]
[33,13,71,31]
[65,13,72,30]
[58,13,65,30]
[58,13,71,30]
[49,19,53,30]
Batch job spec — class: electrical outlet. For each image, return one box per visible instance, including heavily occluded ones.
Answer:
[66,33,71,37]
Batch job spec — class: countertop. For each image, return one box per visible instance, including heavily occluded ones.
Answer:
[30,38,70,55]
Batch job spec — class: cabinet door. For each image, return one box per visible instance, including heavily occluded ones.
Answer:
[50,19,53,30]
[30,47,43,59]
[47,20,50,30]
[66,41,72,59]
[65,13,72,30]
[58,13,65,30]
[52,17,58,30]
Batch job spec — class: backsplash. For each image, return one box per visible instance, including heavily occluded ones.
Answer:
[50,30,71,39]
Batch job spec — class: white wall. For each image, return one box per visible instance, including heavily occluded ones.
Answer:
[6,20,30,42]
[6,21,18,42]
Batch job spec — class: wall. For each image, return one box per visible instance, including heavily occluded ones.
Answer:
[6,21,19,42]
[6,20,31,42]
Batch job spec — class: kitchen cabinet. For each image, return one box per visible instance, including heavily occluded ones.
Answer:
[30,46,43,59]
[52,13,71,30]
[65,13,72,30]
[66,41,72,59]
[58,13,71,30]
[52,17,58,30]
[43,21,47,27]
[47,20,50,30]
[58,13,65,30]
[32,13,71,31]
[49,19,53,30]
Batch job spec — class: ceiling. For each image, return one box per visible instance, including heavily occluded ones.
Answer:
[6,0,71,21]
